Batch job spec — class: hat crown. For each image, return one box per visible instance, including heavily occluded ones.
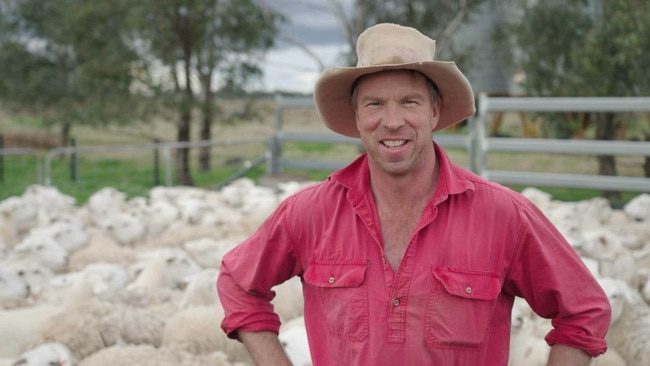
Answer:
[356,23,437,67]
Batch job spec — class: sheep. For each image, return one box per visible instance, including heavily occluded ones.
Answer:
[0,268,30,309]
[44,262,131,305]
[178,268,221,308]
[85,187,128,227]
[279,316,311,366]
[623,193,650,221]
[0,196,38,240]
[78,344,235,366]
[8,235,69,273]
[68,231,136,272]
[0,304,63,358]
[161,305,252,365]
[3,261,54,300]
[272,276,305,323]
[102,212,147,247]
[598,277,650,365]
[182,237,242,269]
[127,248,201,290]
[1,342,74,366]
[508,298,552,366]
[28,221,89,253]
[21,184,77,226]
[141,200,179,237]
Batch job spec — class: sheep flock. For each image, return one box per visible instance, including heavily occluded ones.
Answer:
[1,180,649,366]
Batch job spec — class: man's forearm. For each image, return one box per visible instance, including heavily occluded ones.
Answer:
[238,330,293,366]
[546,344,592,366]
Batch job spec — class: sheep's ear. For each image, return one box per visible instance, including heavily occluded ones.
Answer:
[11,357,28,366]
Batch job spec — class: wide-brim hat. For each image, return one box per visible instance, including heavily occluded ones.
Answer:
[313,23,476,138]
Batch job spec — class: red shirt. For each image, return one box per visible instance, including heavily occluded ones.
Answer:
[218,143,610,365]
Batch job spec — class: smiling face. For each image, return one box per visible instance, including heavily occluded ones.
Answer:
[353,70,441,178]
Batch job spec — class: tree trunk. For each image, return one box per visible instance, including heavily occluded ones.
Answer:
[199,77,212,172]
[645,129,650,178]
[594,112,620,200]
[176,109,194,186]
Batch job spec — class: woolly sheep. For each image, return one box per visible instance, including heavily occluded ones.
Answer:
[0,304,63,358]
[2,342,74,366]
[78,344,235,366]
[178,268,220,308]
[102,212,147,247]
[29,221,89,253]
[9,235,69,273]
[142,200,179,237]
[161,305,251,364]
[598,277,650,365]
[85,187,128,227]
[68,231,136,272]
[279,316,311,366]
[623,193,650,221]
[21,184,77,226]
[0,269,30,308]
[0,196,38,239]
[182,237,242,269]
[45,263,131,304]
[127,248,201,290]
[3,261,54,299]
[272,277,305,323]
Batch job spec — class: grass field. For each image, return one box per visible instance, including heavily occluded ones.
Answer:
[0,100,647,206]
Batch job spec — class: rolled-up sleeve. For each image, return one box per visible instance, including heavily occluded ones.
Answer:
[504,201,611,357]
[217,199,300,340]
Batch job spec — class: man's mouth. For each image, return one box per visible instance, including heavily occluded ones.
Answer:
[382,140,407,148]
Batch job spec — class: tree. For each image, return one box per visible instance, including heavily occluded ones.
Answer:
[0,0,139,145]
[126,0,281,185]
[493,0,650,198]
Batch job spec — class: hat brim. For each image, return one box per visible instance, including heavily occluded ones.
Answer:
[313,61,476,138]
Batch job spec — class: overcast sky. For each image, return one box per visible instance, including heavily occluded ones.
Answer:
[256,0,351,93]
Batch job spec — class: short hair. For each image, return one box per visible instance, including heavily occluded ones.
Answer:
[350,70,441,110]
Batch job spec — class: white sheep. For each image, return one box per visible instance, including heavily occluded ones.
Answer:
[8,235,69,273]
[279,316,311,366]
[598,277,650,365]
[178,268,221,308]
[127,248,201,290]
[623,193,650,221]
[21,184,77,226]
[0,196,38,239]
[182,237,242,269]
[161,305,251,364]
[272,277,305,323]
[2,261,54,300]
[0,304,63,358]
[45,262,131,304]
[142,200,179,237]
[85,187,128,227]
[28,221,89,253]
[68,230,136,272]
[1,342,74,366]
[78,344,235,366]
[102,212,147,247]
[508,298,552,366]
[0,268,30,308]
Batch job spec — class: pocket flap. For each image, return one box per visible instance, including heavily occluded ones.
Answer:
[433,267,501,300]
[304,260,367,288]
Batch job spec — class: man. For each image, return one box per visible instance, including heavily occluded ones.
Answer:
[217,23,610,365]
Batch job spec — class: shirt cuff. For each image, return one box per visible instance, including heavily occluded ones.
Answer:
[545,329,608,357]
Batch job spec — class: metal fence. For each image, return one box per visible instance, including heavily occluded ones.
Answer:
[270,93,650,193]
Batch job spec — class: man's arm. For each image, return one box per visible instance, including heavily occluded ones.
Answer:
[546,344,592,366]
[239,330,293,366]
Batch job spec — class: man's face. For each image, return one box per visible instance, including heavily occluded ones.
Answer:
[354,70,440,177]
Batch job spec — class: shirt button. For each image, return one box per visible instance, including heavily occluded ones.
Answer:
[392,298,400,306]
[328,276,335,284]
[381,257,386,264]
[465,286,472,294]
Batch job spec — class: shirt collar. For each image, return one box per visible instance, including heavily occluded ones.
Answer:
[330,142,475,204]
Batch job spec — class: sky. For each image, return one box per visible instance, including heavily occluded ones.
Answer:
[255,0,351,94]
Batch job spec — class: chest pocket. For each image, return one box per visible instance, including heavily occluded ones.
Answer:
[425,267,501,349]
[303,260,369,341]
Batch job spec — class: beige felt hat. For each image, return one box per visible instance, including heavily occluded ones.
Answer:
[313,23,475,138]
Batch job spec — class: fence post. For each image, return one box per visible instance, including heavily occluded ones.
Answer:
[70,137,77,182]
[0,134,4,183]
[476,93,489,178]
[153,139,161,186]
